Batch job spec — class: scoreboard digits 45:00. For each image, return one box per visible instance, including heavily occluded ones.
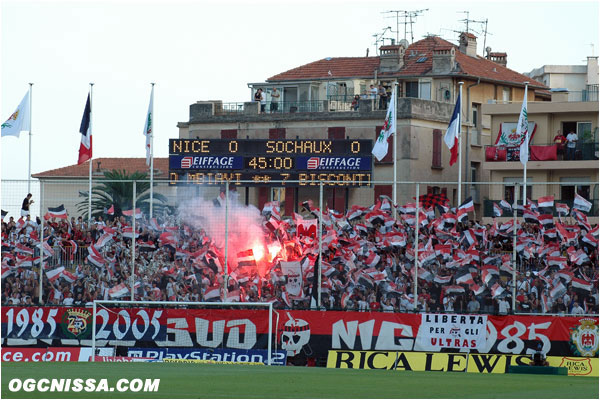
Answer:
[168,139,373,187]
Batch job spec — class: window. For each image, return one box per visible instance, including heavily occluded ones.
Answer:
[374,185,392,204]
[406,81,418,98]
[220,129,237,139]
[375,126,393,163]
[559,177,591,202]
[432,129,442,168]
[471,103,481,145]
[502,87,510,103]
[470,163,480,202]
[419,81,431,100]
[503,177,532,204]
[328,127,345,140]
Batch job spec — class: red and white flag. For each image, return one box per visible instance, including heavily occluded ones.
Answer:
[537,196,554,209]
[573,193,592,213]
[46,266,65,282]
[109,283,129,298]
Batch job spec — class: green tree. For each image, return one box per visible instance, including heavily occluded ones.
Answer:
[77,169,170,220]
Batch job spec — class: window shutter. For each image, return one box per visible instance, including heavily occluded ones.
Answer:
[432,129,442,168]
[220,129,238,139]
[269,128,286,139]
[328,127,345,139]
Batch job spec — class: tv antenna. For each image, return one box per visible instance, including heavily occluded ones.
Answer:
[382,9,428,44]
[372,27,393,55]
[457,13,492,56]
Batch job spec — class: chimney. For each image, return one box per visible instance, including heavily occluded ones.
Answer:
[458,32,477,57]
[379,44,405,73]
[432,45,456,74]
[487,52,508,67]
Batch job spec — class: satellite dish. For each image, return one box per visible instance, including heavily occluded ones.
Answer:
[399,39,410,48]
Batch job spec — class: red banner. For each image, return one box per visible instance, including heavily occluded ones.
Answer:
[1,307,598,360]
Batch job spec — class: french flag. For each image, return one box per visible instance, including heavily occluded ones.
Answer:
[47,205,68,219]
[444,93,461,166]
[78,93,92,165]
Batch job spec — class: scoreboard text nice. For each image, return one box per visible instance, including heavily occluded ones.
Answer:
[168,139,373,187]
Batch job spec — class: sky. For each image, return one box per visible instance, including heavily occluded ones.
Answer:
[1,0,598,184]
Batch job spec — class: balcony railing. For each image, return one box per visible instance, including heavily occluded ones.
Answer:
[483,199,599,218]
[485,142,599,162]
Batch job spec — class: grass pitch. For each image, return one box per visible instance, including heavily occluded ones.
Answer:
[1,362,598,399]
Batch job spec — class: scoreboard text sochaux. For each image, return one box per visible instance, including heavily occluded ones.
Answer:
[169,139,372,156]
[168,139,373,187]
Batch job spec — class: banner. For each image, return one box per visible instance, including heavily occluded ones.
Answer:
[1,347,113,362]
[494,122,537,146]
[2,307,598,360]
[127,347,287,366]
[415,314,487,351]
[326,350,598,377]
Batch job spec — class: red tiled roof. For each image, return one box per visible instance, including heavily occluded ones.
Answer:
[267,57,380,81]
[32,158,169,178]
[267,36,547,89]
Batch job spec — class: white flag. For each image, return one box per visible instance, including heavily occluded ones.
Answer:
[1,91,30,137]
[372,89,396,161]
[144,87,154,166]
[518,86,529,166]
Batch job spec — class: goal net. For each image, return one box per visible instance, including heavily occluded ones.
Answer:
[91,300,278,365]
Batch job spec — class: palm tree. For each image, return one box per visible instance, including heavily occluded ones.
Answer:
[77,169,170,220]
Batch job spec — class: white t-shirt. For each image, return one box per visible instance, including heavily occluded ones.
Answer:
[369,87,377,99]
[498,299,510,314]
[566,133,578,148]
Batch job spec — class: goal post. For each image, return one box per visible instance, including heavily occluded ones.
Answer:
[92,300,275,365]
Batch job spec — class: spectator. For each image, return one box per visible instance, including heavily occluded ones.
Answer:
[351,95,360,111]
[467,295,480,313]
[552,297,567,315]
[369,84,377,99]
[270,88,280,113]
[553,130,567,160]
[565,130,578,160]
[571,302,584,315]
[21,193,34,217]
[497,297,510,315]
[378,84,388,109]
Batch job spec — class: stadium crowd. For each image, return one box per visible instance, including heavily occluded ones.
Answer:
[1,193,598,315]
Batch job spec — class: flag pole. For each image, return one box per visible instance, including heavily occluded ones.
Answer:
[413,182,420,310]
[149,83,155,219]
[131,180,136,300]
[521,82,529,207]
[28,83,33,194]
[38,181,44,304]
[392,82,398,217]
[88,83,94,223]
[512,183,518,312]
[457,82,464,205]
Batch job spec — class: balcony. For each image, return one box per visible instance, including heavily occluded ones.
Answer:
[485,142,599,162]
[483,199,599,218]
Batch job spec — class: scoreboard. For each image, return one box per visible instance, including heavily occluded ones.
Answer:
[168,139,373,187]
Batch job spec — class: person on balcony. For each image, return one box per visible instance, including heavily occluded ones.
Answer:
[553,130,567,160]
[270,88,280,113]
[351,95,360,111]
[378,84,388,109]
[566,130,578,160]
